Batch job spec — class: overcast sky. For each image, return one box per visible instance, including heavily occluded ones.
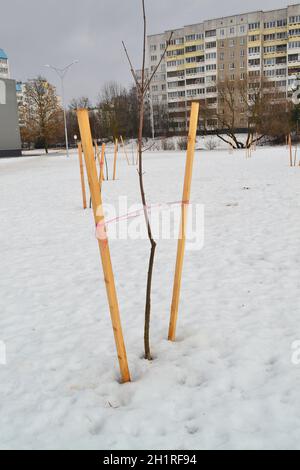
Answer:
[1,0,292,103]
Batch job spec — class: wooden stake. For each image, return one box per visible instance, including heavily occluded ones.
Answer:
[120,136,130,165]
[77,109,131,383]
[168,102,200,342]
[78,142,87,210]
[99,143,106,187]
[94,139,101,169]
[294,146,298,167]
[289,134,293,167]
[113,138,118,180]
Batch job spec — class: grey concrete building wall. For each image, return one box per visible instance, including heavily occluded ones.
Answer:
[0,78,21,157]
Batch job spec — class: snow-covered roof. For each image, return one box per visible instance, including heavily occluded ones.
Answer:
[0,49,8,60]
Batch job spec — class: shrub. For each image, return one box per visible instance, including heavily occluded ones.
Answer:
[177,137,188,150]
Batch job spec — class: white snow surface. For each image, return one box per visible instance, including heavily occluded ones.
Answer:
[0,145,300,450]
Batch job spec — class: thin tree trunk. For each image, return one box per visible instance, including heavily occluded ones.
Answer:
[138,93,157,360]
[122,0,172,361]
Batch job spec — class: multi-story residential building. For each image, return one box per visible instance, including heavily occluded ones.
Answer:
[0,48,26,127]
[0,49,10,79]
[16,81,26,127]
[146,3,300,133]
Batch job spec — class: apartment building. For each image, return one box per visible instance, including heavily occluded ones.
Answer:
[147,3,300,133]
[0,49,10,79]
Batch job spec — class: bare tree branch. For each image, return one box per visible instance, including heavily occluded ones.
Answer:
[143,31,174,95]
[122,41,142,94]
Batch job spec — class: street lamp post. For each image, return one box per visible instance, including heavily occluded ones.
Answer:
[44,61,79,158]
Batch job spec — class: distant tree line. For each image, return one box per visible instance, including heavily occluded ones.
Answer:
[19,75,300,152]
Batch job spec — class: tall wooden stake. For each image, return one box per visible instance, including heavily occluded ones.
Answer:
[289,134,293,167]
[77,109,131,383]
[94,139,101,169]
[78,142,87,210]
[113,138,118,180]
[168,102,200,342]
[120,136,130,165]
[99,143,106,187]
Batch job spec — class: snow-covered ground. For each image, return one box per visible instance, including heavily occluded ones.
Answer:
[0,145,300,450]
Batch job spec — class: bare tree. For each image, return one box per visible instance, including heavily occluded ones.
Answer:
[122,0,173,360]
[202,77,291,149]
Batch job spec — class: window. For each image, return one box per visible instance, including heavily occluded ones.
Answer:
[168,90,185,99]
[151,55,157,61]
[249,22,260,30]
[185,45,204,53]
[276,68,287,76]
[289,41,300,49]
[220,29,225,36]
[288,54,299,62]
[150,45,157,52]
[249,70,260,77]
[186,88,205,97]
[206,64,217,71]
[240,49,245,57]
[185,67,205,75]
[263,57,275,66]
[185,34,195,42]
[229,39,235,47]
[277,32,287,39]
[264,34,276,41]
[167,48,184,57]
[240,38,246,46]
[240,61,245,69]
[206,41,217,49]
[205,29,216,38]
[220,52,225,60]
[289,29,300,37]
[219,63,225,70]
[289,16,300,24]
[264,69,275,77]
[230,27,235,34]
[240,25,246,33]
[264,21,276,29]
[206,52,217,60]
[171,38,184,45]
[186,76,205,84]
[249,46,260,54]
[220,40,225,48]
[186,56,204,63]
[249,35,260,42]
[229,63,235,70]
[230,74,235,81]
[249,58,260,66]
[277,19,287,27]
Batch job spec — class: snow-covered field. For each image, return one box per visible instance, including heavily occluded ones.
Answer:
[0,145,300,450]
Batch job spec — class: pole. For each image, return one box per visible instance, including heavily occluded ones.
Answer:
[61,77,70,158]
[77,109,131,383]
[44,61,78,159]
[78,142,87,209]
[120,136,130,165]
[113,138,118,180]
[168,102,200,342]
